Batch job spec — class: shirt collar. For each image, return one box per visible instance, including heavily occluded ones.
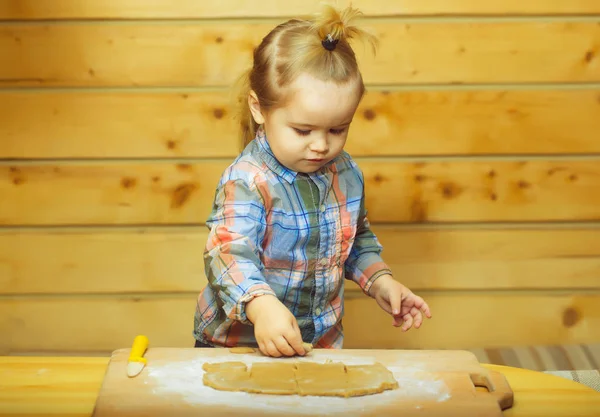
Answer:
[253,127,298,184]
[253,126,337,184]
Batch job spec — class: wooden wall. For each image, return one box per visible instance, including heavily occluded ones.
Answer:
[1,1,599,355]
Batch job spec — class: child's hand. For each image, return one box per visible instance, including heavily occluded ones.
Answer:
[246,295,306,357]
[369,274,432,331]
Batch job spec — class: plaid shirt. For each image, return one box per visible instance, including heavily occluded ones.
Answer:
[194,127,391,348]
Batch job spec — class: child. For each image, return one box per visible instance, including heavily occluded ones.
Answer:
[194,4,431,357]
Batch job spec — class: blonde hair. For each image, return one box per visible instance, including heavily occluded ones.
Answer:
[235,4,377,148]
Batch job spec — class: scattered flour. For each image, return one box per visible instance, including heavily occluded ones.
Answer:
[146,353,451,415]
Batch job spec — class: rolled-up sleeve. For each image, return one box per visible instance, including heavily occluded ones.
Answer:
[344,185,392,295]
[204,178,276,324]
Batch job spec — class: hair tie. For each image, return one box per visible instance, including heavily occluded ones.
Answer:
[321,33,339,51]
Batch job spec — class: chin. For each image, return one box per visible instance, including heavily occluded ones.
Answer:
[297,168,318,174]
[292,159,331,174]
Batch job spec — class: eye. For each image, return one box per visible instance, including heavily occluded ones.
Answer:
[293,128,311,136]
[330,128,347,135]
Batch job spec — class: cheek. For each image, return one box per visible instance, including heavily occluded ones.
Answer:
[267,126,305,159]
[285,139,308,158]
[331,136,347,152]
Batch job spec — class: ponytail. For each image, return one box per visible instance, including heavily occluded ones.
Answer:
[311,4,377,54]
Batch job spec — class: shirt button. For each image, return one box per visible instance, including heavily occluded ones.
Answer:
[320,205,326,213]
[319,258,328,266]
[315,308,322,315]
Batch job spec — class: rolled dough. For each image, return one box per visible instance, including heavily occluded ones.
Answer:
[228,343,313,355]
[202,361,398,397]
[229,347,257,354]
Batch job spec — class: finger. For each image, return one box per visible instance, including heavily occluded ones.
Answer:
[414,296,432,318]
[422,301,432,318]
[257,340,269,357]
[411,307,424,328]
[389,289,402,317]
[401,313,413,332]
[284,328,306,356]
[391,301,404,327]
[265,340,281,358]
[274,335,296,357]
[375,293,393,316]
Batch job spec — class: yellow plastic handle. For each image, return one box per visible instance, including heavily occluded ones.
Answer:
[128,335,149,363]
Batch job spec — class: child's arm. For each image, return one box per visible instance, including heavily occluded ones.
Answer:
[344,194,393,294]
[344,180,431,331]
[204,177,305,356]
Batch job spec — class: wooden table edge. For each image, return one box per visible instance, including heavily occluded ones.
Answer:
[1,356,599,417]
[1,356,597,391]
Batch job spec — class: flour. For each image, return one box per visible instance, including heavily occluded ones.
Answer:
[146,352,451,415]
[36,368,49,376]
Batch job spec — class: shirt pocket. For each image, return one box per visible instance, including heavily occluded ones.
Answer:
[263,222,302,268]
[262,212,319,271]
[338,202,361,263]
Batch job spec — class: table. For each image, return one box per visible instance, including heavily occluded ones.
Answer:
[1,356,599,416]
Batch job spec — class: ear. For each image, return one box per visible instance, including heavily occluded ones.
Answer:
[248,90,265,125]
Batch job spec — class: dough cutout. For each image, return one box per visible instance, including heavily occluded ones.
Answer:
[202,361,398,397]
[229,347,257,354]
[228,343,313,356]
[302,343,314,353]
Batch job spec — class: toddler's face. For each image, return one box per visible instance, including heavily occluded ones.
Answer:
[250,73,362,173]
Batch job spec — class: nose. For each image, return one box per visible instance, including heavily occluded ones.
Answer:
[309,134,328,154]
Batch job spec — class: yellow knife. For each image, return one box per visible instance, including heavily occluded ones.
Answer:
[126,335,149,378]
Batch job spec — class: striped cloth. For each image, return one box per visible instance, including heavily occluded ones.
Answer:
[468,343,600,371]
[543,370,600,392]
[468,343,600,392]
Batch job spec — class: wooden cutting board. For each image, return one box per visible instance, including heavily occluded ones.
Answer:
[92,347,514,417]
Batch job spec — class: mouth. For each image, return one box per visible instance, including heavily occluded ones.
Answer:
[307,159,325,163]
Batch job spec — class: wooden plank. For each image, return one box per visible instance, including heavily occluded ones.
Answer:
[0,162,226,226]
[2,89,600,158]
[2,160,600,225]
[1,361,599,417]
[0,229,207,294]
[0,92,238,159]
[1,292,598,352]
[1,227,600,294]
[350,89,600,157]
[0,357,108,415]
[2,362,600,417]
[0,22,598,87]
[2,0,600,19]
[362,159,600,223]
[342,293,600,350]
